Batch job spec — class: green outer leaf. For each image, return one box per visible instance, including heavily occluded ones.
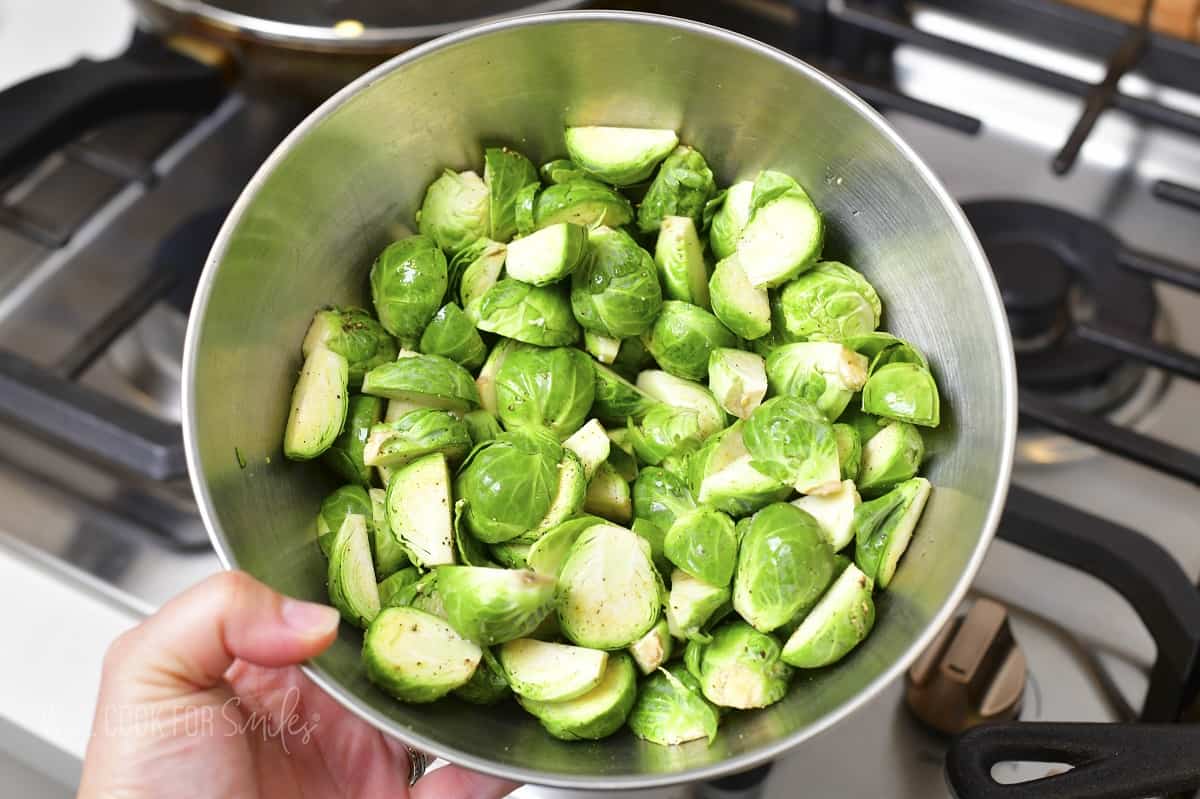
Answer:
[454,648,511,704]
[527,515,606,576]
[302,307,397,387]
[534,178,634,230]
[322,394,383,486]
[570,226,663,339]
[317,485,372,558]
[377,567,420,608]
[664,506,738,587]
[633,466,696,534]
[627,405,703,466]
[590,362,660,424]
[637,145,717,234]
[419,303,488,371]
[364,409,472,469]
[369,235,448,340]
[362,353,480,410]
[485,146,538,242]
[475,279,581,347]
[453,499,494,567]
[462,409,503,447]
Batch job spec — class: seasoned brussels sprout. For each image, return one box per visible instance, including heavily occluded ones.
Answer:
[709,256,771,340]
[438,566,557,646]
[636,370,727,438]
[571,226,663,338]
[455,649,511,705]
[633,466,696,534]
[495,345,595,439]
[455,427,563,544]
[765,342,869,420]
[557,524,662,649]
[518,652,638,741]
[564,126,678,186]
[302,307,397,387]
[484,146,538,242]
[419,303,488,371]
[689,422,791,518]
[628,404,704,466]
[775,261,881,341]
[370,235,449,340]
[453,238,506,310]
[645,301,737,381]
[283,348,349,461]
[534,178,634,229]
[564,419,611,480]
[591,362,660,424]
[369,487,410,578]
[417,169,490,255]
[322,394,383,486]
[861,362,941,427]
[793,479,861,551]
[317,484,373,558]
[499,638,608,702]
[654,216,711,308]
[743,396,841,496]
[384,452,455,568]
[709,348,767,420]
[782,563,875,668]
[474,278,581,347]
[708,180,753,260]
[665,506,738,587]
[628,665,719,746]
[327,514,380,628]
[736,172,824,287]
[733,503,837,632]
[505,222,589,286]
[666,569,731,641]
[688,620,792,709]
[363,607,481,703]
[859,420,924,495]
[463,409,504,447]
[833,422,862,481]
[362,352,480,413]
[629,618,674,675]
[854,477,931,588]
[638,146,717,233]
[583,331,620,364]
[377,566,420,608]
[583,461,633,525]
[540,158,587,185]
[475,337,518,416]
[363,409,471,469]
[527,515,606,577]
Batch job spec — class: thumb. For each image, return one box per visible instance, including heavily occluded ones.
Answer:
[107,570,339,696]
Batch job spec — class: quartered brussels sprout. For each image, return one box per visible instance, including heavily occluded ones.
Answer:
[707,180,754,260]
[654,216,711,309]
[636,370,727,439]
[326,513,381,628]
[733,503,837,632]
[736,171,824,288]
[370,235,449,340]
[463,409,503,447]
[638,145,717,233]
[765,342,869,420]
[317,484,373,558]
[505,222,589,286]
[833,422,862,481]
[363,408,471,469]
[645,300,737,381]
[687,620,792,709]
[793,479,861,551]
[775,261,881,342]
[709,348,767,420]
[666,568,732,641]
[591,362,660,424]
[563,418,611,480]
[527,515,606,577]
[710,256,771,340]
[858,420,924,495]
[499,638,608,702]
[583,331,621,364]
[688,422,791,518]
[384,452,455,568]
[322,394,383,486]
[455,427,563,544]
[571,226,663,338]
[534,178,634,229]
[438,566,557,646]
[628,665,719,746]
[495,344,595,439]
[540,158,587,185]
[284,348,349,461]
[665,506,738,588]
[633,466,696,534]
[518,652,638,741]
[861,362,941,428]
[302,307,397,387]
[417,169,490,256]
[453,238,506,310]
[743,396,841,496]
[419,303,488,371]
[474,278,581,347]
[854,476,931,588]
[557,524,662,650]
[583,461,633,525]
[484,146,538,243]
[629,618,674,675]
[455,649,511,705]
[564,126,678,186]
[628,404,704,466]
[362,352,480,413]
[377,566,420,609]
[363,607,481,703]
[369,487,410,578]
[475,337,518,416]
[783,563,875,669]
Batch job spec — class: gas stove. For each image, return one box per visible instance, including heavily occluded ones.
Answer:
[1,2,1198,798]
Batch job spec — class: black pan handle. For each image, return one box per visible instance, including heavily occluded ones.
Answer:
[0,28,226,176]
[947,721,1200,799]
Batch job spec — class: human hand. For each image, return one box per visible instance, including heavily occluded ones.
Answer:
[78,571,519,799]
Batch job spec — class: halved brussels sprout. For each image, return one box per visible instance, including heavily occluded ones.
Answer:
[505,222,589,286]
[383,452,455,568]
[858,420,924,495]
[363,607,481,703]
[636,370,727,438]
[564,126,678,186]
[708,180,754,260]
[495,344,595,439]
[708,348,767,420]
[571,226,663,338]
[362,409,472,469]
[322,394,383,486]
[583,331,620,364]
[362,353,480,413]
[583,461,633,525]
[369,487,410,578]
[775,261,881,341]
[591,362,660,424]
[633,466,696,534]
[689,422,791,518]
[284,348,349,461]
[666,568,731,641]
[833,422,862,481]
[455,427,563,544]
[854,477,931,588]
[861,362,941,428]
[419,303,488,371]
[629,665,719,746]
[463,409,504,447]
[733,503,837,632]
[629,618,674,675]
[489,541,533,569]
[631,518,671,578]
[518,652,638,741]
[665,506,738,588]
[527,515,606,577]
[845,332,929,372]
[534,178,634,229]
[736,172,824,287]
[474,278,581,347]
[302,307,397,387]
[540,158,587,185]
[688,620,792,709]
[476,337,518,416]
[743,396,841,496]
[438,566,557,646]
[564,419,611,480]
[765,342,869,420]
[709,256,771,340]
[454,238,506,310]
[793,479,861,551]
[327,513,380,628]
[455,649,511,705]
[557,524,662,649]
[484,146,538,243]
[377,566,420,609]
[654,216,711,308]
[782,563,875,668]
[645,301,737,381]
[499,638,609,702]
[638,145,717,233]
[417,169,490,256]
[370,235,449,340]
[628,404,704,467]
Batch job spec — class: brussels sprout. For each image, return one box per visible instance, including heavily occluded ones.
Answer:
[591,362,660,424]
[455,649,511,705]
[302,307,397,387]
[645,301,737,381]
[689,620,792,709]
[571,226,663,338]
[524,451,588,541]
[419,303,488,371]
[861,362,941,428]
[838,405,888,445]
[631,518,671,578]
[518,652,638,741]
[636,370,727,438]
[498,638,608,702]
[283,348,349,461]
[666,569,731,641]
[318,486,372,559]
[326,514,380,628]
[490,541,533,569]
[417,169,490,255]
[709,348,767,420]
[629,619,674,675]
[362,353,480,413]
[363,607,481,703]
[495,345,595,439]
[709,256,771,340]
[534,178,634,229]
[369,487,410,577]
[858,420,924,495]
[793,479,861,551]
[370,235,449,340]
[474,279,581,347]
[389,570,449,620]
[629,665,719,746]
[453,498,494,567]
[733,503,837,632]
[377,566,420,608]
[557,524,661,649]
[564,126,678,186]
[383,452,455,568]
[736,172,824,287]
[610,334,657,379]
[765,342,869,420]
[454,238,507,310]
[476,338,518,416]
[455,427,563,544]
[608,444,640,483]
[708,180,754,260]
[484,146,538,242]
[540,158,587,185]
[743,396,841,496]
[653,216,711,310]
[633,466,696,534]
[845,332,929,372]
[689,422,791,517]
[628,405,703,467]
[564,418,611,480]
[833,423,862,481]
[665,506,738,588]
[322,394,383,486]
[638,146,717,233]
[775,261,881,341]
[362,409,471,469]
[463,409,504,447]
[583,461,633,525]
[854,477,931,588]
[505,222,589,286]
[527,515,606,577]
[583,331,620,364]
[514,182,540,237]
[782,563,875,668]
[438,566,557,646]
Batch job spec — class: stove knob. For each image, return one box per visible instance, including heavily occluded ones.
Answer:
[905,598,1026,735]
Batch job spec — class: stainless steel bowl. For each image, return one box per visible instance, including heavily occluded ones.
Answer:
[183,11,1016,790]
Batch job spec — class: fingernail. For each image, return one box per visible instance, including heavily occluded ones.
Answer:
[281,598,340,635]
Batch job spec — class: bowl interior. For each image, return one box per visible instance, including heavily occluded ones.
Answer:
[185,11,1014,788]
